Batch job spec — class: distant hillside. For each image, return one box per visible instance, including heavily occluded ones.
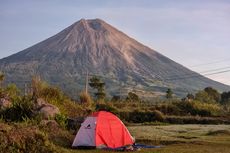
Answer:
[0,18,229,99]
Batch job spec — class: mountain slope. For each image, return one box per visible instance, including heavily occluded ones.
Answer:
[0,18,229,98]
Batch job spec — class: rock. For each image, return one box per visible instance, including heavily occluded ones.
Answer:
[36,98,46,106]
[0,98,11,109]
[40,120,60,129]
[34,98,60,119]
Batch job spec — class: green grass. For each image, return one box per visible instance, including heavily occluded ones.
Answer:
[69,124,230,153]
[57,124,230,153]
[1,121,230,153]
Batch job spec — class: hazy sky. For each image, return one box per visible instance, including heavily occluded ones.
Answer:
[0,0,230,85]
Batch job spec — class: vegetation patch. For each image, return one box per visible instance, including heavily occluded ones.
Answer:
[206,130,230,136]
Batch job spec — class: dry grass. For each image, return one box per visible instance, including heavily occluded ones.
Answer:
[1,121,230,153]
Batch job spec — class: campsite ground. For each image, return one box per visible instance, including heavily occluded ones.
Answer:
[65,124,230,153]
[1,121,230,153]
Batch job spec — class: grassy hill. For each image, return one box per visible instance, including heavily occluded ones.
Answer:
[0,76,230,152]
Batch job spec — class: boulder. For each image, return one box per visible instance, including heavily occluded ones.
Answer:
[40,120,60,130]
[0,98,11,109]
[34,98,60,119]
[35,98,46,109]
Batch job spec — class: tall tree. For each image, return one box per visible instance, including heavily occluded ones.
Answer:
[166,88,173,99]
[89,76,106,101]
[204,87,221,103]
[221,91,230,104]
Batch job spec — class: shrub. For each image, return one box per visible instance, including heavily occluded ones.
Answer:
[95,103,118,114]
[4,84,21,101]
[176,100,222,116]
[126,92,140,102]
[0,123,55,153]
[31,76,48,99]
[55,113,68,129]
[79,92,93,106]
[2,96,34,121]
[119,110,165,123]
[40,87,64,103]
[153,110,165,122]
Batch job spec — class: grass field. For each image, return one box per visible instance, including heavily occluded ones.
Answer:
[63,124,230,153]
[1,122,230,153]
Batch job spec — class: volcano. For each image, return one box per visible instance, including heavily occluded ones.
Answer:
[0,18,229,98]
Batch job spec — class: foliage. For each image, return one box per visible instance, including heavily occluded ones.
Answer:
[89,76,106,101]
[166,88,173,99]
[1,96,34,121]
[0,72,4,84]
[79,91,93,106]
[186,93,194,100]
[0,123,55,153]
[176,100,222,116]
[4,84,21,101]
[204,87,221,102]
[153,110,165,122]
[221,91,230,104]
[31,76,48,99]
[55,113,68,129]
[111,95,121,102]
[126,92,140,102]
[119,110,165,123]
[95,102,118,114]
[40,86,64,103]
[194,87,221,104]
[195,90,216,103]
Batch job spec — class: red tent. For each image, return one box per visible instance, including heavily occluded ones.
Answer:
[72,111,134,148]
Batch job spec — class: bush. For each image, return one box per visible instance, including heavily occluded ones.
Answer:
[40,87,65,104]
[153,110,165,122]
[4,84,21,101]
[176,100,222,116]
[1,96,34,122]
[95,103,118,115]
[119,110,165,123]
[55,114,67,129]
[79,92,93,106]
[0,123,55,153]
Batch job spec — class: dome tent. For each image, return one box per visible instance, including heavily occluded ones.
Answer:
[72,111,134,149]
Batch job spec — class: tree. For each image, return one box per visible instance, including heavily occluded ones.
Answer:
[186,93,194,100]
[89,76,106,101]
[126,92,139,102]
[111,95,121,102]
[204,87,221,103]
[166,88,173,99]
[195,90,215,103]
[221,91,230,105]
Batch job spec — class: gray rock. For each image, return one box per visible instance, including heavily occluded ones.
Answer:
[0,98,11,109]
[34,98,60,119]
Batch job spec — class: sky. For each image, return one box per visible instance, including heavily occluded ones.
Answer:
[0,0,230,85]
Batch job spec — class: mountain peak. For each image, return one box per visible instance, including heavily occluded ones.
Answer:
[1,18,229,99]
[71,18,109,32]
